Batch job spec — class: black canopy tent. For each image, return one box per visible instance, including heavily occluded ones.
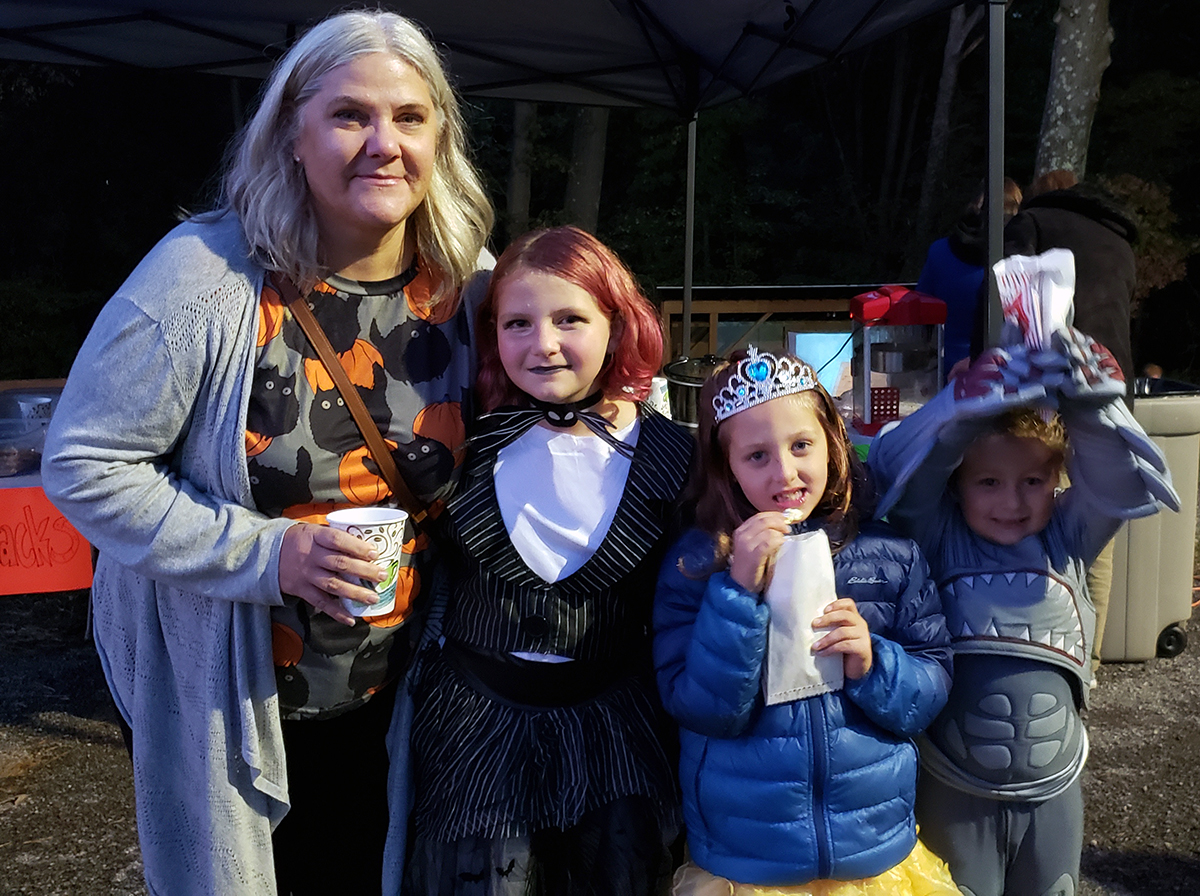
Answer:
[1,0,1001,353]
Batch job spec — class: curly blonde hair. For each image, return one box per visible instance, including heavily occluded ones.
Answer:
[989,407,1068,462]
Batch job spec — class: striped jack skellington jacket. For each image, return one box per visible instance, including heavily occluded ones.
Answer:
[440,406,695,665]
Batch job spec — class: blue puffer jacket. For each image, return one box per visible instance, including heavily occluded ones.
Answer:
[654,522,952,886]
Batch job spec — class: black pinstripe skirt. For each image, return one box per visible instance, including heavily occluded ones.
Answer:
[408,644,681,843]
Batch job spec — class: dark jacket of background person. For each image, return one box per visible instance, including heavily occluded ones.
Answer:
[973,183,1139,394]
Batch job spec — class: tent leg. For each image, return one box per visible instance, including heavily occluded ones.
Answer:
[682,115,697,360]
[985,0,1006,347]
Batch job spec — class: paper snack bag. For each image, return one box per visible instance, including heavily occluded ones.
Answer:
[762,529,844,705]
[993,248,1076,349]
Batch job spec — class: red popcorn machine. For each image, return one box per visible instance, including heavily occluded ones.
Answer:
[849,286,946,437]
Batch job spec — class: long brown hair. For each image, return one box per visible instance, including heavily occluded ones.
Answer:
[679,351,874,568]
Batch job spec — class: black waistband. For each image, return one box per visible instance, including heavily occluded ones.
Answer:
[441,639,645,709]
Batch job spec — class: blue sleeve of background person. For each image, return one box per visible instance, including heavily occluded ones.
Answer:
[915,239,944,296]
[924,241,987,369]
[654,529,770,739]
[969,211,1042,357]
[842,540,953,737]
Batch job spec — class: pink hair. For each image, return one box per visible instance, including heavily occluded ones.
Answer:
[475,226,664,412]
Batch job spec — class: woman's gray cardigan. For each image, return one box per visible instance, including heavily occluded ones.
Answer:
[44,215,312,895]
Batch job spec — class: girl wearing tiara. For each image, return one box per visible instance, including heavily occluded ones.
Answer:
[654,348,958,895]
[399,226,693,895]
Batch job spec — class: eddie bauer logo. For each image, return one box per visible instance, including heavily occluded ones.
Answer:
[846,575,886,585]
[0,502,83,569]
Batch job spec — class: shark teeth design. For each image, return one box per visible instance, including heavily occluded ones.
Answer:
[946,569,1088,667]
[1067,632,1086,662]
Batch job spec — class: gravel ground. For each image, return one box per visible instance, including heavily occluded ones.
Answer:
[2,590,1200,895]
[0,592,143,896]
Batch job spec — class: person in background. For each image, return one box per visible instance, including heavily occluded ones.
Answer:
[999,170,1138,389]
[40,10,493,894]
[982,169,1140,686]
[654,347,957,896]
[868,330,1177,896]
[917,178,1022,372]
[400,226,693,895]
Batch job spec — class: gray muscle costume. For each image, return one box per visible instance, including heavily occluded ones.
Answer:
[868,341,1179,896]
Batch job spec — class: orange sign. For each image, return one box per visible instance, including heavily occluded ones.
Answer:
[0,486,93,595]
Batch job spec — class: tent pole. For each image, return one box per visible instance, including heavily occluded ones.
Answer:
[682,114,697,360]
[985,0,1006,347]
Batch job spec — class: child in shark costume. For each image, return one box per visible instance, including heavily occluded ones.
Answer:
[868,325,1179,896]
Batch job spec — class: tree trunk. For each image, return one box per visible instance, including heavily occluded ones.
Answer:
[506,101,536,240]
[563,106,609,233]
[1034,0,1113,179]
[911,4,985,261]
[877,31,910,236]
[892,64,927,216]
[820,68,869,245]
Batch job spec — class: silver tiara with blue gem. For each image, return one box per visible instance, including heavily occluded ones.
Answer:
[713,345,818,422]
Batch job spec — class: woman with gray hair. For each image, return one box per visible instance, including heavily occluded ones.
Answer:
[41,9,493,894]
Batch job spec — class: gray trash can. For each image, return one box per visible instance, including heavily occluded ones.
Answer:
[1103,378,1200,661]
[662,356,723,430]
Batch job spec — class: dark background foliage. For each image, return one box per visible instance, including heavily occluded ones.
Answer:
[2,0,1198,380]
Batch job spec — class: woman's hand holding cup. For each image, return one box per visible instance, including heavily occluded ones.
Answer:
[279,522,386,625]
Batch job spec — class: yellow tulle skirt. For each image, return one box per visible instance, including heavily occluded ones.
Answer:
[671,839,958,896]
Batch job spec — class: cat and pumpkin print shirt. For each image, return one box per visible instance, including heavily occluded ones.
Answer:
[246,264,478,719]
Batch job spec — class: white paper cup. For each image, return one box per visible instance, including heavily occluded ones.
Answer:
[647,376,672,418]
[16,394,54,427]
[326,507,410,618]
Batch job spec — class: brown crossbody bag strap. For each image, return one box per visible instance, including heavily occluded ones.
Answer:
[276,276,429,528]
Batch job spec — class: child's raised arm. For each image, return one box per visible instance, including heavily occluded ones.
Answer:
[1053,329,1180,520]
[867,388,974,542]
[870,331,1180,559]
[867,347,1044,539]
